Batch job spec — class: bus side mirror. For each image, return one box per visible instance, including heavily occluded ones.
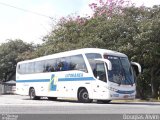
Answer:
[131,62,141,75]
[94,59,112,70]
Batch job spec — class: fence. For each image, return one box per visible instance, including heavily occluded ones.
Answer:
[0,82,16,94]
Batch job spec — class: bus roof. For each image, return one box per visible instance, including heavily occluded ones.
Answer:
[18,48,127,64]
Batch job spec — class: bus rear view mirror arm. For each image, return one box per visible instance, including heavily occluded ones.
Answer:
[94,59,112,70]
[131,62,141,74]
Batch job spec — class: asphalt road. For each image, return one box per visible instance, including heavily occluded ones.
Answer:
[0,95,160,114]
[0,95,160,120]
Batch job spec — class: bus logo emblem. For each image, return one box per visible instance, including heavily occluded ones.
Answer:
[49,74,58,91]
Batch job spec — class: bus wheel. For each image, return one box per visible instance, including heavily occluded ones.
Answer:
[78,88,93,103]
[48,97,57,101]
[97,100,111,104]
[29,88,40,100]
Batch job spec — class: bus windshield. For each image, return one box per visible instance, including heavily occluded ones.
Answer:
[105,56,134,85]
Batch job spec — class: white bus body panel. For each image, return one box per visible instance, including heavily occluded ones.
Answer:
[16,48,136,100]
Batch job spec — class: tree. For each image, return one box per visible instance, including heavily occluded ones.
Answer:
[0,39,34,82]
[40,2,160,99]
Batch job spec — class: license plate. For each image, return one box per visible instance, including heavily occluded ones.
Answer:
[124,95,129,98]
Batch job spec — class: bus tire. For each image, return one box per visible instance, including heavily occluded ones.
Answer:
[29,88,40,100]
[97,100,111,104]
[48,97,57,101]
[78,88,93,103]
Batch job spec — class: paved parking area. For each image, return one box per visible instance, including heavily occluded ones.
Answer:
[0,94,160,115]
[0,95,76,106]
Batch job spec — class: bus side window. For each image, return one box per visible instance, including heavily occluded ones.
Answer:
[62,61,69,71]
[25,63,29,74]
[96,63,107,82]
[86,53,102,77]
[70,55,87,72]
[27,62,35,74]
[35,61,45,73]
[21,64,26,74]
[55,57,70,71]
[45,59,56,72]
[56,62,63,71]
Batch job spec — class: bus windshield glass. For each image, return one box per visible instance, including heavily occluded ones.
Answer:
[105,55,134,85]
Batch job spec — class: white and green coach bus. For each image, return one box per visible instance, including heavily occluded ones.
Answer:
[16,48,141,103]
